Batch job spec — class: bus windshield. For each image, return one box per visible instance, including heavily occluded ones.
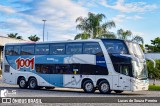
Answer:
[102,40,128,54]
[133,64,148,79]
[126,42,145,59]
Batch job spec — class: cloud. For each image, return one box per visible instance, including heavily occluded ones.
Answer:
[0,5,16,13]
[99,0,158,13]
[0,0,88,41]
[113,14,143,23]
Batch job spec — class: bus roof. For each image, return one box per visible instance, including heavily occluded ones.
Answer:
[4,39,130,46]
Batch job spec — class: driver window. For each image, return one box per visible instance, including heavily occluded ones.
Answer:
[120,65,129,76]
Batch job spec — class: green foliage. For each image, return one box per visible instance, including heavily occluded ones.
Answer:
[28,35,40,42]
[147,60,160,79]
[117,29,132,40]
[145,37,160,52]
[75,12,116,40]
[140,44,145,52]
[132,35,144,44]
[149,85,160,91]
[7,33,23,39]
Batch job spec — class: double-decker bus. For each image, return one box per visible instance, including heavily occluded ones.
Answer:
[2,39,149,94]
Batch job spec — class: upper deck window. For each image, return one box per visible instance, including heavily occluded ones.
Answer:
[13,46,21,55]
[5,46,13,55]
[21,45,34,55]
[66,43,82,54]
[35,44,49,55]
[83,42,102,55]
[50,44,65,55]
[103,40,128,54]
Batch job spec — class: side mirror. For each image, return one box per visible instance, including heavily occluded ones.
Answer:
[145,57,156,68]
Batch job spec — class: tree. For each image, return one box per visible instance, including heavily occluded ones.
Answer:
[132,35,144,44]
[75,12,115,40]
[117,29,132,40]
[147,60,160,85]
[28,35,40,42]
[7,33,23,39]
[145,37,160,52]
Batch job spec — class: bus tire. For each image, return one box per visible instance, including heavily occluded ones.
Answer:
[82,80,95,93]
[98,80,111,94]
[114,90,123,93]
[18,77,28,89]
[28,78,38,89]
[45,87,55,89]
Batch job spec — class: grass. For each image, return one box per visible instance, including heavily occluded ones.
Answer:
[149,85,160,91]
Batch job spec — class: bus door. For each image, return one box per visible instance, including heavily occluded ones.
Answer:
[3,64,16,84]
[118,65,131,90]
[63,64,81,88]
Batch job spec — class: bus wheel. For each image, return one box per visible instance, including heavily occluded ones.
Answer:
[28,78,38,89]
[83,80,95,93]
[98,80,111,94]
[45,87,55,89]
[19,77,28,89]
[114,90,123,93]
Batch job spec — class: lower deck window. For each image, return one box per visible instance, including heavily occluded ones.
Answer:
[35,64,108,75]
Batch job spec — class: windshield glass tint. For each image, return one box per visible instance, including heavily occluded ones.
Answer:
[126,42,144,59]
[103,40,128,54]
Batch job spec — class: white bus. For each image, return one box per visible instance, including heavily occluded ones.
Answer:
[2,39,150,94]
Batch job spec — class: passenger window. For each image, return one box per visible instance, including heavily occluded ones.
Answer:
[66,43,82,54]
[55,64,72,74]
[13,46,20,55]
[83,43,102,55]
[73,64,80,74]
[50,44,65,55]
[5,46,13,55]
[21,45,34,55]
[35,45,49,55]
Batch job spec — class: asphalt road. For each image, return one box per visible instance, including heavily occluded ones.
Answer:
[0,77,160,106]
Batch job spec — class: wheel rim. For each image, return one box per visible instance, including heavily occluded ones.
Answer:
[85,83,93,92]
[20,80,25,87]
[30,80,36,88]
[101,83,109,92]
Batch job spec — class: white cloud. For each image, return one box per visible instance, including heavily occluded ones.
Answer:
[0,5,16,13]
[113,14,143,23]
[1,0,88,41]
[99,0,158,13]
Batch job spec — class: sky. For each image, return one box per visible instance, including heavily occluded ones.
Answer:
[0,0,160,44]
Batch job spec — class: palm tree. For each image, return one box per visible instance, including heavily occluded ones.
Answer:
[28,35,40,42]
[132,35,144,44]
[7,33,23,39]
[117,29,144,44]
[117,29,132,40]
[74,33,90,40]
[75,12,116,40]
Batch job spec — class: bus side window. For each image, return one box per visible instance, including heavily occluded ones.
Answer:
[13,46,20,55]
[66,43,82,55]
[120,65,129,76]
[21,45,34,55]
[35,44,49,55]
[5,46,13,55]
[83,43,103,56]
[50,44,65,55]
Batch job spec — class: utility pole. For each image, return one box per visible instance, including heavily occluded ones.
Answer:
[42,20,46,42]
